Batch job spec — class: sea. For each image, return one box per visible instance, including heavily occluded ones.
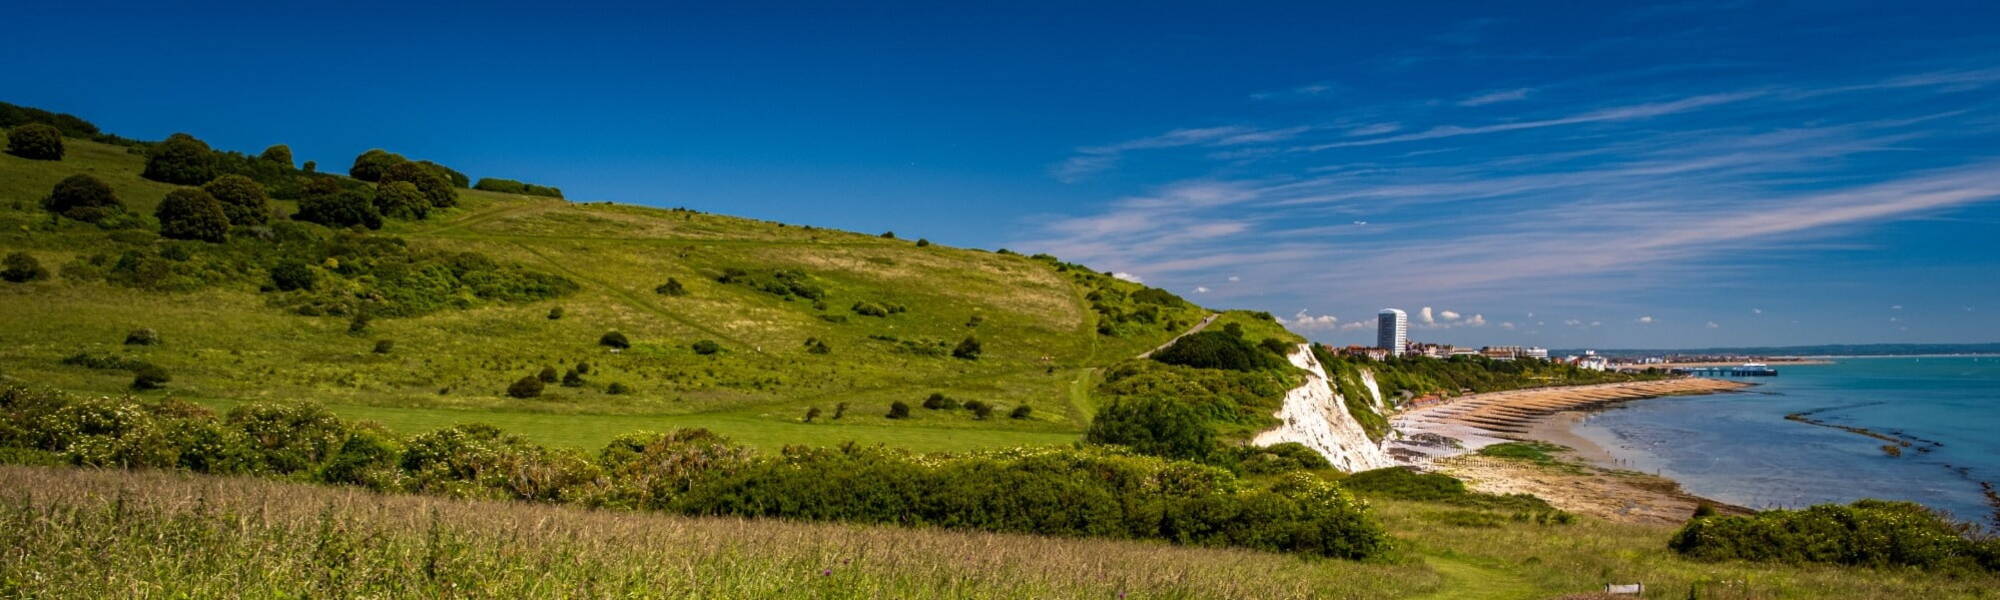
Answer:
[1568,356,2000,524]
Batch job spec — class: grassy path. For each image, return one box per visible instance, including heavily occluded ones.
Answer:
[1410,554,1542,600]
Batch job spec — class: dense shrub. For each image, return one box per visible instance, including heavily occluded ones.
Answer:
[472,177,564,198]
[348,149,406,182]
[142,133,218,185]
[302,160,316,173]
[264,237,574,318]
[258,144,293,167]
[268,260,315,291]
[43,175,124,222]
[915,238,931,247]
[507,376,544,399]
[155,189,231,243]
[599,331,631,349]
[417,160,469,188]
[952,336,982,360]
[1086,396,1216,462]
[200,175,272,226]
[373,340,395,354]
[1258,337,1294,357]
[1671,500,1993,571]
[691,340,721,355]
[293,190,383,230]
[803,337,831,354]
[606,382,633,395]
[379,161,456,209]
[717,268,823,300]
[538,366,559,383]
[886,401,911,419]
[2,252,48,283]
[1010,405,1033,419]
[372,181,430,220]
[922,393,959,410]
[968,401,994,420]
[547,306,564,320]
[1150,331,1282,372]
[1236,443,1333,475]
[124,328,161,346]
[0,386,1389,560]
[5,123,63,160]
[561,369,585,387]
[655,278,687,296]
[852,301,889,317]
[131,365,171,389]
[1340,467,1561,515]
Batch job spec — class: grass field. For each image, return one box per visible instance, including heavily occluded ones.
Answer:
[0,134,1211,450]
[8,463,1996,599]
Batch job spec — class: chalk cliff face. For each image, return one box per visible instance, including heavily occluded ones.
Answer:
[1253,344,1395,472]
[1359,369,1388,411]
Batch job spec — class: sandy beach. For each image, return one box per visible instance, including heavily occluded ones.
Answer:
[1388,377,1756,524]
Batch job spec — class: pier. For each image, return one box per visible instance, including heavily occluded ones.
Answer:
[1671,364,1778,377]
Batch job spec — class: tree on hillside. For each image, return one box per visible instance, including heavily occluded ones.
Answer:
[5,123,63,160]
[373,181,430,220]
[1150,330,1282,372]
[142,133,218,185]
[379,161,456,209]
[201,175,271,226]
[42,174,123,223]
[293,190,383,230]
[599,331,631,349]
[155,189,231,243]
[259,144,293,167]
[302,160,316,173]
[416,160,469,187]
[347,149,407,182]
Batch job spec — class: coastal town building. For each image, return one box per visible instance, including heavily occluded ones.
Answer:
[1477,345,1549,360]
[1335,345,1389,361]
[1377,308,1407,357]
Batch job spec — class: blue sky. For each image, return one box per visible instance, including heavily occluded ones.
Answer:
[6,1,1998,348]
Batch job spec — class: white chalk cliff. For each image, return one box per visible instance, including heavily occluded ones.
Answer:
[1252,344,1395,472]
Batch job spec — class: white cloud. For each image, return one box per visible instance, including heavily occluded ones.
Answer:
[1706,321,1720,328]
[1891,304,1903,310]
[1563,319,1583,326]
[1458,87,1533,107]
[1193,286,1210,293]
[1301,91,1761,150]
[1281,309,1342,331]
[1418,306,1436,325]
[1638,316,1655,323]
[1227,275,1241,282]
[1500,322,1516,330]
[1590,321,1603,327]
[1111,272,1143,283]
[1752,308,1763,314]
[1055,125,1310,180]
[1439,309,1462,320]
[1340,321,1372,331]
[1465,314,1486,327]
[1346,122,1402,137]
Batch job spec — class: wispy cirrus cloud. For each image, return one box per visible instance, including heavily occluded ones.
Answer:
[1052,125,1311,181]
[1458,87,1534,106]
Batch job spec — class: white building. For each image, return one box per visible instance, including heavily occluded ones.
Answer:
[1377,309,1407,357]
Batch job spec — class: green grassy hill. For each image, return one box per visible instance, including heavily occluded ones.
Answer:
[0,130,1212,451]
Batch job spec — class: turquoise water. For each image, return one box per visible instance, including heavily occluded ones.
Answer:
[1571,356,2000,523]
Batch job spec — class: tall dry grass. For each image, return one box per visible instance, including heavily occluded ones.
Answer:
[0,465,1437,599]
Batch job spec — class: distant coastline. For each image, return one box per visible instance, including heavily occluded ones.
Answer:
[1555,342,2000,358]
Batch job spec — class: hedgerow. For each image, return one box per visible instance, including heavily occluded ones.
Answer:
[1670,500,1998,572]
[0,386,1390,559]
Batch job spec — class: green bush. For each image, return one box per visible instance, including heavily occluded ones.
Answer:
[472,178,564,198]
[915,238,931,247]
[142,133,217,185]
[561,369,585,387]
[606,382,634,395]
[373,340,394,354]
[691,340,721,355]
[852,301,889,317]
[293,190,383,230]
[348,149,407,182]
[922,393,959,410]
[1009,405,1033,419]
[124,328,161,346]
[5,123,63,160]
[1670,500,1992,571]
[599,331,631,349]
[379,161,456,209]
[952,336,982,360]
[155,189,231,243]
[1258,337,1294,356]
[372,181,430,220]
[547,306,564,320]
[886,401,911,419]
[803,337,831,354]
[302,160,316,173]
[968,401,994,420]
[716,268,824,300]
[574,362,590,374]
[258,144,293,167]
[2,252,49,283]
[1150,331,1282,372]
[507,376,544,399]
[1477,441,1565,463]
[538,366,559,383]
[43,174,124,223]
[268,260,315,291]
[201,175,272,226]
[131,365,171,390]
[416,160,469,188]
[655,278,687,296]
[1086,396,1216,462]
[1236,443,1332,475]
